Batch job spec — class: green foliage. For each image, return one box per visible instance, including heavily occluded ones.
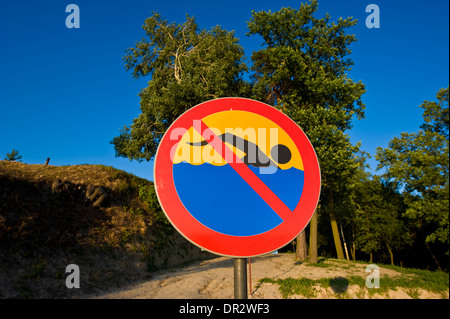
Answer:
[110,4,448,270]
[261,276,356,298]
[247,0,366,205]
[120,228,133,245]
[248,1,365,130]
[353,175,411,259]
[305,257,329,268]
[247,0,366,260]
[260,277,321,298]
[376,87,449,250]
[111,12,249,161]
[29,261,46,279]
[261,268,449,299]
[382,263,450,293]
[137,182,173,234]
[4,149,22,162]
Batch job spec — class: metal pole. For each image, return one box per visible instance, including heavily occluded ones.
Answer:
[248,258,252,296]
[234,258,247,299]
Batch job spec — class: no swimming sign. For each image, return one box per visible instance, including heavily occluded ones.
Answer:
[154,98,321,257]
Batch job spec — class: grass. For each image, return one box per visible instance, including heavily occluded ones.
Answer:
[260,259,449,299]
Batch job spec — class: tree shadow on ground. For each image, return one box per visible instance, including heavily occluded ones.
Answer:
[329,276,349,294]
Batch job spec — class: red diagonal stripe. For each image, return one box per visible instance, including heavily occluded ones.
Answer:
[193,120,292,221]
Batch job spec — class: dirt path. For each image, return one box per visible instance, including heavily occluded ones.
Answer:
[92,253,446,299]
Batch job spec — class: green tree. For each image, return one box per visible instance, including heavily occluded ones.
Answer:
[376,87,449,269]
[4,149,22,162]
[247,1,366,260]
[111,12,249,161]
[353,175,411,265]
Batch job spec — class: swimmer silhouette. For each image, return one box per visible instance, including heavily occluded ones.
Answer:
[188,132,291,168]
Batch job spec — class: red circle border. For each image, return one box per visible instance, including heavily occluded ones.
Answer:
[154,98,321,257]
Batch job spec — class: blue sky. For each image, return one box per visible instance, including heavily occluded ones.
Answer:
[1,0,448,181]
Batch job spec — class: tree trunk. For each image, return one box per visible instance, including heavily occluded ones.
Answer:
[369,251,373,263]
[330,212,345,259]
[308,208,318,263]
[351,226,356,261]
[340,224,350,260]
[386,243,394,265]
[425,241,442,271]
[296,229,308,261]
[328,190,345,259]
[351,242,356,261]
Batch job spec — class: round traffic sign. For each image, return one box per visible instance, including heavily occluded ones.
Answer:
[154,98,321,257]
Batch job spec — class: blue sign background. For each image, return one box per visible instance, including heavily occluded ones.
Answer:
[173,162,304,236]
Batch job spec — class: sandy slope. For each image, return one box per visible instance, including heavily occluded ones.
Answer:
[93,253,447,299]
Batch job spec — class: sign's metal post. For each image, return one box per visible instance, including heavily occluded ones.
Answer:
[248,258,252,296]
[234,258,248,299]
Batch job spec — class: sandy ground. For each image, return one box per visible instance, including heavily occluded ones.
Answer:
[92,253,447,299]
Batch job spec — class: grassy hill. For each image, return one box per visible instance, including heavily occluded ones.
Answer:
[0,161,212,298]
